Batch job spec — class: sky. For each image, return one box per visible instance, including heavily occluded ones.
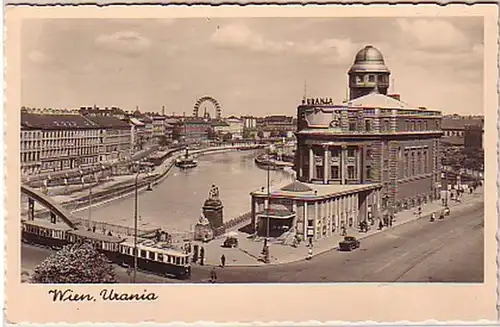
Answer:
[21,17,484,117]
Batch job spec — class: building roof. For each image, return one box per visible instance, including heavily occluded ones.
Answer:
[129,117,145,126]
[21,112,100,130]
[343,91,414,109]
[211,119,230,127]
[280,181,313,192]
[349,45,390,73]
[442,116,483,130]
[252,180,382,199]
[85,115,131,129]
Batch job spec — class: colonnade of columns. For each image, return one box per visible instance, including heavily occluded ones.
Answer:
[304,144,362,184]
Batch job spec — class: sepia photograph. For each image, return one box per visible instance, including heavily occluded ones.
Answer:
[18,15,487,285]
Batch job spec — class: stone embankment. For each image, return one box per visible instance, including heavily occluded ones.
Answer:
[28,144,265,233]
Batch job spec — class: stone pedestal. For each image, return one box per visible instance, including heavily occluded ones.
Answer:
[194,221,214,241]
[203,198,225,237]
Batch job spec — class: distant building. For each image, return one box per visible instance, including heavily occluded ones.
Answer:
[258,115,295,137]
[84,115,132,162]
[175,117,210,144]
[164,118,180,141]
[441,115,483,149]
[464,124,483,149]
[128,117,146,150]
[148,116,166,141]
[210,119,230,135]
[224,115,244,139]
[21,111,102,176]
[79,106,127,119]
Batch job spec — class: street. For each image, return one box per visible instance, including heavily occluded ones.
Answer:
[21,201,484,284]
[191,201,484,283]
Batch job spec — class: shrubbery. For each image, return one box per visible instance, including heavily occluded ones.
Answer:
[31,241,117,284]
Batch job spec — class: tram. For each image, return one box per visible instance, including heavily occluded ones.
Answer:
[21,219,191,279]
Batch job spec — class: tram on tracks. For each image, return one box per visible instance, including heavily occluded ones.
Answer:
[21,219,191,279]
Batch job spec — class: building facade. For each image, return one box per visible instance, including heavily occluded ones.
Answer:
[174,117,210,144]
[84,116,132,162]
[21,112,102,176]
[250,45,443,242]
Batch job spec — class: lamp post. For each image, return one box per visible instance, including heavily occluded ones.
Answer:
[133,170,140,283]
[132,164,153,283]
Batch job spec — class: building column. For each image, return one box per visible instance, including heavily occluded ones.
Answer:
[327,200,332,237]
[357,145,362,183]
[308,146,314,182]
[323,145,329,184]
[251,197,257,233]
[298,148,304,180]
[303,201,308,237]
[341,145,347,185]
[313,202,318,241]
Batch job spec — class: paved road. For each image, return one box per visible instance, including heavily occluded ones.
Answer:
[189,202,484,283]
[21,202,483,284]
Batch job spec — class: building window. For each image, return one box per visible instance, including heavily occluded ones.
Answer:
[347,148,355,157]
[347,166,356,179]
[368,75,375,82]
[316,166,324,180]
[404,152,409,177]
[366,166,372,180]
[411,152,416,175]
[365,120,371,132]
[331,166,340,179]
[348,120,356,131]
[331,148,340,157]
[423,151,427,173]
[416,152,421,174]
[366,148,372,159]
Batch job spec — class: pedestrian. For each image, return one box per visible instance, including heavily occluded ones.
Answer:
[220,254,226,268]
[430,212,436,222]
[378,219,383,230]
[341,226,347,236]
[200,247,205,266]
[210,267,217,283]
[307,247,313,260]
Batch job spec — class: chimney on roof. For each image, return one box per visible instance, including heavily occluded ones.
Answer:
[388,94,401,101]
[162,106,165,116]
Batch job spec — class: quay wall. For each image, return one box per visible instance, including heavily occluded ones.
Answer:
[26,144,264,236]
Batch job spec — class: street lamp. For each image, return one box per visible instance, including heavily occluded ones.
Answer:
[132,163,153,283]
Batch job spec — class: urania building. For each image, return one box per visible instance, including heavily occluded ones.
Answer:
[250,45,443,242]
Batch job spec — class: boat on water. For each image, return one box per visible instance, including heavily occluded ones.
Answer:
[254,154,294,170]
[175,147,198,169]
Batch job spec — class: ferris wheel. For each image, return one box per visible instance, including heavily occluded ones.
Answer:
[192,96,222,119]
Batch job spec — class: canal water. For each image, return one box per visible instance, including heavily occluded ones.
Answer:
[73,150,294,233]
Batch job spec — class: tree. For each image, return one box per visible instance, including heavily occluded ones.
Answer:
[222,132,233,142]
[31,241,117,284]
[257,130,265,139]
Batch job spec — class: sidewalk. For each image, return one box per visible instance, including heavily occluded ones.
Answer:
[196,186,484,267]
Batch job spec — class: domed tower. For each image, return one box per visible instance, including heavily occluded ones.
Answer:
[348,45,391,100]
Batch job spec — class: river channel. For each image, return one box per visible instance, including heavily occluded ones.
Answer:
[73,150,294,233]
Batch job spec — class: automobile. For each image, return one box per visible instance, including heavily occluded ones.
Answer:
[222,236,238,248]
[338,236,360,251]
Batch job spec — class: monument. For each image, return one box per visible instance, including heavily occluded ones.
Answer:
[193,211,214,242]
[202,184,225,237]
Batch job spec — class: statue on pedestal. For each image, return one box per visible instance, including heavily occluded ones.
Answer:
[203,184,225,237]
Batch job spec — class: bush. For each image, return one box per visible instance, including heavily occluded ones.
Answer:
[31,241,117,284]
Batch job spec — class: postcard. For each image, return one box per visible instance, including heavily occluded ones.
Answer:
[5,4,498,324]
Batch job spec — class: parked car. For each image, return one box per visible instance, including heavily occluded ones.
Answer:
[338,236,360,251]
[222,236,238,248]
